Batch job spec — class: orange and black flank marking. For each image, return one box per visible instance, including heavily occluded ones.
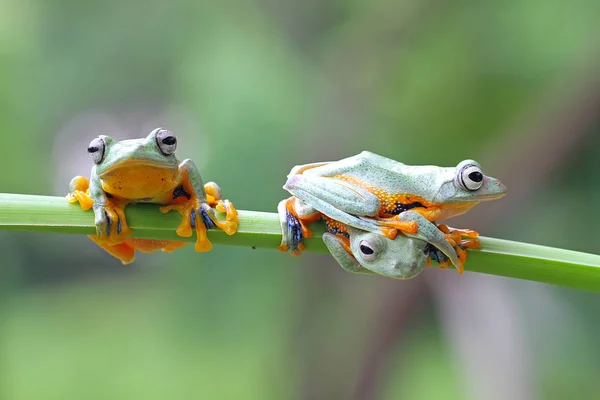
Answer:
[323,216,350,239]
[330,175,431,216]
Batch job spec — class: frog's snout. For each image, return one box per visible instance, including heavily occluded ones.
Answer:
[283,175,300,191]
[486,177,508,198]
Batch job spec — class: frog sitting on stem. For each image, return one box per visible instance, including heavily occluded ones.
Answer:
[67,128,238,264]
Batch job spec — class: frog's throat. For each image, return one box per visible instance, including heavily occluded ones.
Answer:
[98,159,178,177]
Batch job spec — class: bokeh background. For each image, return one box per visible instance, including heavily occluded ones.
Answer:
[1,1,600,399]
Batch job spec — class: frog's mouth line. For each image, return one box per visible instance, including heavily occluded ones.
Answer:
[99,159,178,175]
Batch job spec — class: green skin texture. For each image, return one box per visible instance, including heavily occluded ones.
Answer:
[75,128,211,237]
[279,151,507,276]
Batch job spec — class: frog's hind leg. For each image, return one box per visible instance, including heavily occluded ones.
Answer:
[89,236,136,265]
[277,198,311,255]
[322,233,374,275]
[280,196,321,241]
[284,174,381,218]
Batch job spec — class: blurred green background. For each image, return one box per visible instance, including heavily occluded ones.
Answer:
[1,0,600,399]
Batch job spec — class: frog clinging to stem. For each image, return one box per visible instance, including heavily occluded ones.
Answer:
[67,128,238,264]
[280,205,469,278]
[278,151,507,274]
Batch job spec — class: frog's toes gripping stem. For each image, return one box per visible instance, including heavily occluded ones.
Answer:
[424,243,450,267]
[160,196,238,253]
[277,199,305,255]
[203,182,239,236]
[92,199,133,243]
[66,176,94,211]
[160,200,211,252]
[281,197,323,240]
[210,200,239,235]
[436,224,481,274]
[203,181,222,204]
[396,210,466,273]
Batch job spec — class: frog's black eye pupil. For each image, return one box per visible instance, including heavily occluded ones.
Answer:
[88,146,99,153]
[469,171,483,182]
[162,136,176,146]
[360,245,374,255]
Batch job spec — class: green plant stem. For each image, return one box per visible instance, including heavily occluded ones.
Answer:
[1,193,600,292]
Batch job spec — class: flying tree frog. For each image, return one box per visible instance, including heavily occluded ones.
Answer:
[67,128,239,264]
[279,206,464,278]
[278,151,506,273]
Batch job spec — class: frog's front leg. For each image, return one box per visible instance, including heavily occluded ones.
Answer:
[88,171,133,243]
[159,159,238,252]
[396,211,465,273]
[322,232,374,275]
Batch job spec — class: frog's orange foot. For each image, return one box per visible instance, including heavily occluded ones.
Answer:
[204,182,223,203]
[93,200,133,244]
[376,216,418,236]
[89,236,136,265]
[438,224,479,239]
[213,199,239,236]
[282,209,306,255]
[285,197,316,239]
[160,200,216,252]
[68,175,90,192]
[461,238,482,249]
[66,176,94,210]
[126,238,191,254]
[452,245,469,274]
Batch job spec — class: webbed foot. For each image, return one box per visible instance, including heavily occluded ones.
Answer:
[160,199,215,252]
[89,238,136,264]
[66,176,94,210]
[92,198,133,244]
[277,198,306,255]
[436,224,481,274]
[373,215,418,238]
[204,182,239,235]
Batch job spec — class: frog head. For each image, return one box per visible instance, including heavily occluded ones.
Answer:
[349,227,427,279]
[433,160,507,204]
[87,128,181,199]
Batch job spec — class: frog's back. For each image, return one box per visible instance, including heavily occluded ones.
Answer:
[343,152,453,202]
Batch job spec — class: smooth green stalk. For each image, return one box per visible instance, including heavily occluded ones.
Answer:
[1,193,600,292]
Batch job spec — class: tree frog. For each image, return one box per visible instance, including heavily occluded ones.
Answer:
[66,128,239,264]
[278,151,506,273]
[279,206,468,278]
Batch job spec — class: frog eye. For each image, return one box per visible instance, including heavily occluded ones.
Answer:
[358,240,378,262]
[459,164,484,191]
[156,128,177,155]
[87,137,105,164]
